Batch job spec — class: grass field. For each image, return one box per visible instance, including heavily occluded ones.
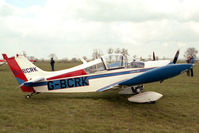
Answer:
[0,62,199,133]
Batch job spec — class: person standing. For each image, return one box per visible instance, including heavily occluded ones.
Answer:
[50,57,55,71]
[189,56,194,77]
[186,56,190,76]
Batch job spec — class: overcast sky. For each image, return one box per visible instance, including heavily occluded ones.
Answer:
[0,0,199,59]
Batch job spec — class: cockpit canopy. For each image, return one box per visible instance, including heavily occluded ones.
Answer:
[84,54,144,74]
[84,54,127,74]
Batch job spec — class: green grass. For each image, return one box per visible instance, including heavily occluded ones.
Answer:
[0,62,199,133]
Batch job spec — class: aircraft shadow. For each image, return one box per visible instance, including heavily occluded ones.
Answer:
[27,91,132,104]
[26,91,156,105]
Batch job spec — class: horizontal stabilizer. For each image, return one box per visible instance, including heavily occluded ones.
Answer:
[21,77,45,87]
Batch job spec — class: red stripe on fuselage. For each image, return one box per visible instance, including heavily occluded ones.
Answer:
[47,69,87,80]
[5,57,34,92]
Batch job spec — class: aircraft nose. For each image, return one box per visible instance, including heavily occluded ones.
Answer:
[177,64,193,74]
[182,63,192,70]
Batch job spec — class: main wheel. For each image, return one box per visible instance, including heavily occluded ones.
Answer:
[25,95,31,99]
[148,101,156,104]
[138,87,144,93]
[132,87,144,94]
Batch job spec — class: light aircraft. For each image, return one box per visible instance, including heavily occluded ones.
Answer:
[2,51,193,103]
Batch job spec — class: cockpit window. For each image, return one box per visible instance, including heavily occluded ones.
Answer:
[102,54,126,69]
[128,61,145,68]
[84,54,127,74]
[84,62,105,74]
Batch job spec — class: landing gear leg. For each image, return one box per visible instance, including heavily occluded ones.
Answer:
[131,85,144,94]
[25,91,40,99]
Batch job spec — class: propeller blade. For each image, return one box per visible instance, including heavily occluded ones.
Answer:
[187,56,194,77]
[173,50,180,64]
[153,51,155,61]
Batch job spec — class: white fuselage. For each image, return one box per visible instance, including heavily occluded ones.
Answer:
[14,54,170,93]
[34,68,143,93]
[33,61,169,93]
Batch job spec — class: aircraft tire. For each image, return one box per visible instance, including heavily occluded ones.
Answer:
[25,95,31,99]
[148,101,156,104]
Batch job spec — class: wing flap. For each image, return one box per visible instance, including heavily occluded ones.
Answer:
[97,79,129,92]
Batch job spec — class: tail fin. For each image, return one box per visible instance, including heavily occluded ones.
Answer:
[2,54,46,92]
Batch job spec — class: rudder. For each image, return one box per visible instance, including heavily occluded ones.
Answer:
[2,54,46,92]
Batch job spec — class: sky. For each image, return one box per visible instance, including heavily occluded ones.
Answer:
[0,0,199,59]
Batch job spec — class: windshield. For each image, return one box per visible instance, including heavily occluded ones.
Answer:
[102,54,126,69]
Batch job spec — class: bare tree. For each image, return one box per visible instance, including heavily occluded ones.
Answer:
[48,53,58,60]
[133,55,137,59]
[107,48,114,54]
[107,48,114,62]
[115,48,121,54]
[148,55,152,61]
[64,58,70,63]
[71,57,78,62]
[83,56,87,60]
[121,48,129,58]
[92,49,103,59]
[155,56,159,60]
[184,47,198,58]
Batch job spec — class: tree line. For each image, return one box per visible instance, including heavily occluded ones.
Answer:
[21,47,198,62]
[92,48,129,59]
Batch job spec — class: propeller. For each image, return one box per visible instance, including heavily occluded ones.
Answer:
[172,50,194,76]
[153,51,156,61]
[159,50,179,84]
[173,50,179,64]
[186,55,194,77]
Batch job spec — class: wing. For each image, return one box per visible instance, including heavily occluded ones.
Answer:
[98,64,192,92]
[120,64,192,86]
